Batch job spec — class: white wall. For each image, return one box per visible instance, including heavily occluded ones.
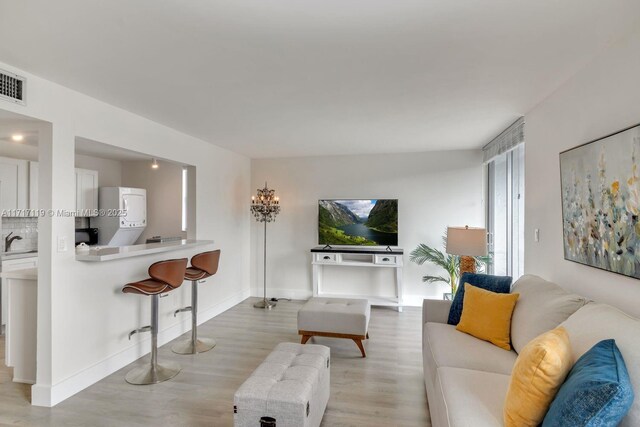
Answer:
[525,26,640,318]
[0,140,38,161]
[251,150,484,304]
[75,153,122,187]
[122,159,186,243]
[0,60,251,406]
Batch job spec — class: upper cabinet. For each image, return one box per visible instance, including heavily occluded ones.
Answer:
[75,168,99,216]
[0,156,29,215]
[1,158,99,217]
[29,161,38,210]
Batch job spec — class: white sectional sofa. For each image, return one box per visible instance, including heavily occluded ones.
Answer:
[422,274,640,427]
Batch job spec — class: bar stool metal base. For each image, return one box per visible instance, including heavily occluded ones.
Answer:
[172,280,217,355]
[254,298,276,309]
[125,294,182,385]
[125,361,181,385]
[172,337,216,354]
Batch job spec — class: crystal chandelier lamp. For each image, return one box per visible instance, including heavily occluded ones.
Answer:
[251,182,281,309]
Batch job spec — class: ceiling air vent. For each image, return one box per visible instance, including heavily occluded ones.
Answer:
[0,69,26,106]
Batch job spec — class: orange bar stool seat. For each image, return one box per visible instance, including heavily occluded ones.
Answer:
[122,258,187,385]
[172,250,221,354]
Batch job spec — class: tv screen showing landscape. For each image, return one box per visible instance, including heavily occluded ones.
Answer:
[318,199,398,246]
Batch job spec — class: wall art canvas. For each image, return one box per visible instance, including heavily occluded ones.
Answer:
[560,123,640,279]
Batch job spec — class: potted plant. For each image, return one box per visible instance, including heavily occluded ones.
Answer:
[410,232,492,299]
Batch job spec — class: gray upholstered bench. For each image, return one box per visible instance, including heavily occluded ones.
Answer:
[297,297,371,357]
[233,342,330,427]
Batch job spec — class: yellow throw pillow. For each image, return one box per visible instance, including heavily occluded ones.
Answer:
[455,282,519,350]
[503,327,573,427]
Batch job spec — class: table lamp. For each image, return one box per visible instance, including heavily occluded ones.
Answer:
[446,226,488,276]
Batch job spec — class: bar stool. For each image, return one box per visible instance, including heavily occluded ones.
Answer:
[172,250,221,354]
[122,258,188,385]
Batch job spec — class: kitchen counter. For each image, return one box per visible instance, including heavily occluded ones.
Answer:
[75,239,214,262]
[1,251,38,261]
[0,267,38,280]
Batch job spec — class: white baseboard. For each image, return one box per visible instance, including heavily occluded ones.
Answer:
[31,288,251,407]
[401,294,432,307]
[251,287,313,301]
[251,288,427,307]
[32,384,52,407]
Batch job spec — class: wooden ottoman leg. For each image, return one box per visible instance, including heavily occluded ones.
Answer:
[353,339,366,358]
[301,335,312,344]
[366,332,369,339]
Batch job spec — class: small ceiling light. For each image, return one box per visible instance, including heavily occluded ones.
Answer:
[11,134,24,142]
[151,158,159,169]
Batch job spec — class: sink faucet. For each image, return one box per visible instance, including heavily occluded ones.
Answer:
[5,232,23,252]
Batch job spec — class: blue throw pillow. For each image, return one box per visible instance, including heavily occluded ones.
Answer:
[543,339,634,427]
[447,273,512,325]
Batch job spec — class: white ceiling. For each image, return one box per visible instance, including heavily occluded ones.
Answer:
[0,1,639,158]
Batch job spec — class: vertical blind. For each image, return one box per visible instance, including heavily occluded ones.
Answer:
[482,117,525,163]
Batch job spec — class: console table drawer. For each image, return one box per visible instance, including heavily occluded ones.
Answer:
[374,254,399,265]
[315,253,340,263]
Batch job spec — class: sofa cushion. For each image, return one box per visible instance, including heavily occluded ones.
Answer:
[424,322,517,381]
[543,339,634,427]
[560,303,640,427]
[504,327,573,427]
[448,273,513,325]
[510,275,588,354]
[437,367,510,427]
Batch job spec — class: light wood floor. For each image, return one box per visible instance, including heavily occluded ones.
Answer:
[0,298,430,426]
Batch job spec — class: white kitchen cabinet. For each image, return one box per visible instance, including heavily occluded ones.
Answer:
[29,161,38,210]
[30,163,99,215]
[1,255,38,339]
[2,256,38,271]
[75,168,99,216]
[0,156,28,215]
[2,267,37,383]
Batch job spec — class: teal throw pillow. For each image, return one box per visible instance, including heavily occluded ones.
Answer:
[543,339,634,427]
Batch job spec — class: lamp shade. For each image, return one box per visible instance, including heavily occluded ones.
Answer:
[446,226,488,256]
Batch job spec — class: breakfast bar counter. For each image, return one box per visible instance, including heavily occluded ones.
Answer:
[75,239,214,262]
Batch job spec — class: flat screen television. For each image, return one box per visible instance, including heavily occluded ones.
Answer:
[318,199,398,246]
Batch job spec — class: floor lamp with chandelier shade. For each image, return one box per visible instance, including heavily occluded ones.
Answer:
[446,226,488,276]
[251,182,281,309]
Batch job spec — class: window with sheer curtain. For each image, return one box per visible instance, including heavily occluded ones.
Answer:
[181,167,188,232]
[484,118,525,278]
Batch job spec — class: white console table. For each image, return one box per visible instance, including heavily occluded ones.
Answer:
[311,247,404,312]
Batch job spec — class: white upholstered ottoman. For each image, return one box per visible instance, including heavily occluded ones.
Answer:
[233,342,330,427]
[298,297,371,357]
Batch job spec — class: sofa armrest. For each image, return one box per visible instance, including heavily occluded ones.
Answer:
[422,299,452,325]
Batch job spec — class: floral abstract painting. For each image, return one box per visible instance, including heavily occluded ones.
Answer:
[560,124,640,279]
